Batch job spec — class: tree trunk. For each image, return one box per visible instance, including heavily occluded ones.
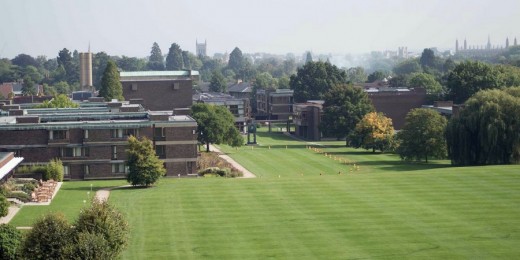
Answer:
[206,142,210,152]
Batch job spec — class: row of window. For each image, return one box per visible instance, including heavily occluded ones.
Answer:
[60,145,166,159]
[49,128,195,141]
[62,163,128,176]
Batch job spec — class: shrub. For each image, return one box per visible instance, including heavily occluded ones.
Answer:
[0,196,8,217]
[21,213,73,260]
[0,224,22,260]
[197,152,243,177]
[44,159,63,181]
[198,167,243,178]
[6,192,32,203]
[22,183,36,195]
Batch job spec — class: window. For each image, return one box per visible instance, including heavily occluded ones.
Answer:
[111,129,123,138]
[112,146,117,160]
[84,165,90,175]
[84,129,89,139]
[61,147,88,157]
[229,105,239,117]
[155,145,166,158]
[51,130,68,140]
[63,165,70,176]
[154,127,165,138]
[131,83,138,91]
[125,129,139,137]
[112,163,126,174]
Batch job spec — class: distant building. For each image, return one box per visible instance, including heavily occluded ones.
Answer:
[79,51,93,90]
[196,39,207,57]
[0,100,198,180]
[256,89,294,120]
[120,71,199,112]
[193,92,250,132]
[227,81,252,100]
[455,36,517,58]
[293,100,323,141]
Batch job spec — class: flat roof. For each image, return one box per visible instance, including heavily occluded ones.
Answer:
[120,71,199,77]
[0,156,23,181]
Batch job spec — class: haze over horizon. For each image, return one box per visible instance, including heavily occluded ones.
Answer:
[1,0,519,59]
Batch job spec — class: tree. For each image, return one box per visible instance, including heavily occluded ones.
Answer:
[148,42,164,70]
[191,103,243,152]
[209,71,227,92]
[305,52,313,63]
[367,70,387,83]
[446,61,503,104]
[57,48,78,84]
[126,136,166,186]
[393,59,422,75]
[117,56,147,71]
[99,60,123,101]
[419,48,436,68]
[72,199,129,259]
[53,81,71,94]
[165,43,184,70]
[22,76,36,96]
[251,72,278,113]
[346,67,368,84]
[349,112,394,152]
[92,52,111,89]
[320,84,375,145]
[182,51,192,70]
[396,108,447,162]
[446,87,520,166]
[0,196,8,217]
[11,53,38,68]
[45,158,64,181]
[228,47,244,74]
[0,224,22,260]
[290,61,347,102]
[35,95,79,109]
[408,72,443,94]
[21,213,73,260]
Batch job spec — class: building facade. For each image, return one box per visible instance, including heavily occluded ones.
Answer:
[0,101,198,180]
[455,36,517,58]
[193,92,250,132]
[293,101,323,141]
[196,40,207,57]
[120,71,199,112]
[256,89,294,120]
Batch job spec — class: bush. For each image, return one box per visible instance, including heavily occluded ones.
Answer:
[22,183,36,195]
[198,167,243,178]
[0,196,8,218]
[197,152,243,177]
[21,213,73,260]
[0,224,22,260]
[44,159,63,181]
[6,192,32,203]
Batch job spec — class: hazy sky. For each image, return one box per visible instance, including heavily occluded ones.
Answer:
[1,0,520,59]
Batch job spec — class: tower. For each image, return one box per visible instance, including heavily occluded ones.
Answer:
[79,45,93,90]
[456,39,459,52]
[486,35,491,49]
[515,37,518,46]
[506,37,510,48]
[464,39,467,50]
[196,39,207,57]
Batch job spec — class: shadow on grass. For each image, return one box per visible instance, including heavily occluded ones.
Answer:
[358,160,452,172]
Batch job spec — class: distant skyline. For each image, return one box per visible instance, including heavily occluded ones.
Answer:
[1,0,519,59]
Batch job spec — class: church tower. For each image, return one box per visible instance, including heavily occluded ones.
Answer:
[196,39,207,57]
[464,39,467,50]
[456,39,459,52]
[506,38,510,48]
[486,35,491,49]
[515,37,518,46]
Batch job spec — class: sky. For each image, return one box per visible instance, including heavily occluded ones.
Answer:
[1,0,520,59]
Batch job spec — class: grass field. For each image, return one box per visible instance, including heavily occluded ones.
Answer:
[12,130,520,258]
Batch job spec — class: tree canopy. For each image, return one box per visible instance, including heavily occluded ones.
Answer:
[408,72,443,94]
[99,60,123,101]
[209,70,227,93]
[165,43,184,70]
[349,112,394,153]
[35,94,79,108]
[346,67,368,84]
[126,136,166,186]
[21,213,72,259]
[148,42,164,70]
[0,224,22,260]
[191,103,243,152]
[446,87,520,166]
[367,70,387,83]
[320,84,374,144]
[446,61,503,103]
[290,61,347,102]
[228,47,244,74]
[396,108,447,162]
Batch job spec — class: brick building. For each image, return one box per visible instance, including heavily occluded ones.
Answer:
[367,88,427,129]
[193,92,250,132]
[293,101,323,141]
[0,100,198,180]
[120,71,199,112]
[256,89,294,120]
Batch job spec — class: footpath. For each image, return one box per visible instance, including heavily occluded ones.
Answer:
[209,145,256,178]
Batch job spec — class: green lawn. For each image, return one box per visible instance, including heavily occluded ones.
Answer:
[10,180,125,227]
[11,130,520,258]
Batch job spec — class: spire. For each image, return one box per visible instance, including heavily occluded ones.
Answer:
[487,35,491,49]
[88,41,91,53]
[456,39,459,52]
[506,37,510,48]
[464,38,467,50]
[515,37,518,46]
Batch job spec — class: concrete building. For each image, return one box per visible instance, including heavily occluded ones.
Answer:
[256,89,294,120]
[228,82,252,100]
[293,101,323,141]
[0,152,23,182]
[193,92,250,132]
[79,51,93,90]
[0,100,198,180]
[120,71,199,112]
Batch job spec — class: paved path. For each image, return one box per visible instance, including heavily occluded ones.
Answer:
[96,188,111,201]
[209,145,256,178]
[0,206,21,224]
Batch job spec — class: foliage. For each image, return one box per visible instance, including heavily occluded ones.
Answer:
[22,76,36,96]
[196,151,241,176]
[367,70,387,82]
[126,136,166,186]
[393,59,422,75]
[346,66,368,84]
[446,87,520,166]
[44,158,64,181]
[148,42,164,70]
[396,108,447,162]
[290,61,347,102]
[0,196,8,217]
[228,47,244,74]
[419,48,436,68]
[165,43,184,70]
[349,112,394,153]
[35,94,79,108]
[92,52,111,89]
[408,72,443,94]
[209,70,227,92]
[72,198,129,259]
[99,60,123,101]
[6,192,31,203]
[191,103,244,152]
[0,224,22,260]
[116,55,147,72]
[197,167,242,178]
[320,84,375,143]
[21,212,73,260]
[305,52,313,63]
[446,61,503,103]
[11,53,38,68]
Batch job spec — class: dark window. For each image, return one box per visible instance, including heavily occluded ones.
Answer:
[229,105,239,117]
[112,146,117,160]
[53,130,67,140]
[126,129,138,137]
[111,129,123,138]
[154,127,165,138]
[155,145,166,158]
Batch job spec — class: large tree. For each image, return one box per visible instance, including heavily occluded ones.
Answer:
[209,70,227,92]
[22,76,36,96]
[11,53,38,68]
[419,48,436,68]
[396,108,447,162]
[290,61,347,102]
[0,224,22,260]
[349,112,394,153]
[228,47,244,74]
[346,66,368,84]
[21,213,73,260]
[393,59,422,75]
[72,199,129,259]
[99,60,123,101]
[446,61,503,104]
[92,52,111,89]
[165,43,184,70]
[126,136,166,186]
[148,42,164,70]
[35,94,79,108]
[367,70,387,83]
[408,72,443,94]
[191,103,243,152]
[320,84,375,145]
[446,87,520,166]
